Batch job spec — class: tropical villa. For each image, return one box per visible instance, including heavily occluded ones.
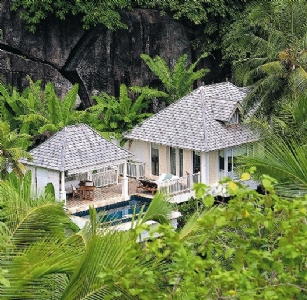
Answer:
[22,123,133,202]
[123,82,260,202]
[20,82,259,229]
[21,123,180,229]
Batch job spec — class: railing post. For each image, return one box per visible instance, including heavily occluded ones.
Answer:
[136,163,140,179]
[116,167,119,185]
[121,161,129,199]
[59,170,66,203]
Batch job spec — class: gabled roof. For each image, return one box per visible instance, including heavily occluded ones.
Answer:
[23,124,133,174]
[124,82,258,152]
[214,101,242,122]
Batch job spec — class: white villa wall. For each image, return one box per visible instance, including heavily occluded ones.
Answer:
[159,145,168,175]
[125,140,151,176]
[126,140,148,163]
[183,149,192,175]
[208,150,219,185]
[24,164,60,200]
[36,168,50,196]
[48,170,60,199]
[125,140,259,200]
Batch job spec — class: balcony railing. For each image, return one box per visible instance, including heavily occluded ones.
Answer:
[119,161,145,179]
[65,173,87,182]
[218,170,259,191]
[219,170,240,181]
[92,167,118,187]
[158,173,201,195]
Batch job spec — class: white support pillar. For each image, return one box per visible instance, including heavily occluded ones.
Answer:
[87,171,93,181]
[121,161,129,200]
[59,170,67,204]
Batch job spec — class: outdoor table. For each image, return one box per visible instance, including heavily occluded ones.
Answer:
[79,185,95,200]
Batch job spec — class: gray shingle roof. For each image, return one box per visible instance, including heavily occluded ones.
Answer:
[23,124,133,173]
[124,82,258,152]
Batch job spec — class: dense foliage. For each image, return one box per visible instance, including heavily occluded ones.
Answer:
[3,171,307,299]
[99,175,307,299]
[11,0,134,32]
[223,1,307,117]
[87,83,167,143]
[141,53,209,104]
[176,196,204,229]
[0,77,86,147]
[0,174,173,299]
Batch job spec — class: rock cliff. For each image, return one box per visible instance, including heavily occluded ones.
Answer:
[0,1,191,108]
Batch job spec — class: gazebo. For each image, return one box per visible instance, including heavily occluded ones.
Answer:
[22,124,133,202]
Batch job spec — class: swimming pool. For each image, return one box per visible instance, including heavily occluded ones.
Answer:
[72,195,152,224]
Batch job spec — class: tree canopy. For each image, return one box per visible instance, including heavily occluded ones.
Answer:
[10,0,250,57]
[223,1,307,117]
[11,0,133,32]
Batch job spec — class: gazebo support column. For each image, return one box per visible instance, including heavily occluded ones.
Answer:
[121,162,129,200]
[60,170,66,202]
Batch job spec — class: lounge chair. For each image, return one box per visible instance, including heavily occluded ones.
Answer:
[136,179,158,195]
[136,174,178,195]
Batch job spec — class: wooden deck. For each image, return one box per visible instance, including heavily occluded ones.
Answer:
[66,178,154,214]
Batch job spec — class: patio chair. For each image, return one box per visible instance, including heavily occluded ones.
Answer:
[71,185,81,199]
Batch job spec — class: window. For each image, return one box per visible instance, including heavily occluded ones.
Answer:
[219,150,224,172]
[193,151,201,173]
[229,109,240,124]
[179,149,183,177]
[151,143,159,176]
[219,145,248,180]
[170,147,184,177]
[170,147,176,175]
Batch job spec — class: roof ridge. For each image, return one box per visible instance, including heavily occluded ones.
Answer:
[124,82,257,151]
[125,87,203,132]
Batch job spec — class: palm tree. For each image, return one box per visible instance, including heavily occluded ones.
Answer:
[0,121,32,179]
[61,192,173,299]
[237,134,307,198]
[88,84,167,142]
[141,52,210,104]
[0,171,80,299]
[225,1,307,118]
[238,42,307,117]
[0,172,174,299]
[270,93,307,145]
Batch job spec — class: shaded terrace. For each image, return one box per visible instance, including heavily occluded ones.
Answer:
[66,177,154,214]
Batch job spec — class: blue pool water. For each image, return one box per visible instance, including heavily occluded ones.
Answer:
[73,195,151,224]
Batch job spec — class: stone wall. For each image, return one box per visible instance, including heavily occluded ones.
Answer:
[0,1,191,109]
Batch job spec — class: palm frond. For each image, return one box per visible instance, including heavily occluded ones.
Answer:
[61,230,135,299]
[137,192,173,226]
[140,53,172,90]
[289,66,307,93]
[239,136,307,197]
